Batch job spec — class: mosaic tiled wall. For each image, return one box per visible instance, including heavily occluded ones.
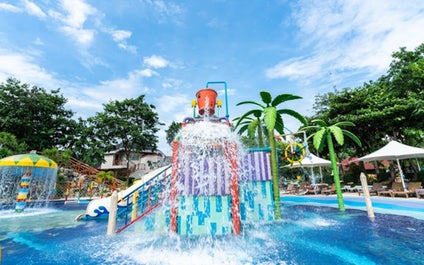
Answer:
[134,207,170,233]
[177,195,233,236]
[239,180,274,222]
[134,151,274,234]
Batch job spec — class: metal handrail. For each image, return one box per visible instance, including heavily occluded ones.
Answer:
[116,165,172,233]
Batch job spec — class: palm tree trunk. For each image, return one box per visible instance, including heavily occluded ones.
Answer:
[269,129,282,219]
[327,134,345,211]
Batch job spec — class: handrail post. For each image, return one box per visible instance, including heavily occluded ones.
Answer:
[360,172,375,220]
[107,191,118,235]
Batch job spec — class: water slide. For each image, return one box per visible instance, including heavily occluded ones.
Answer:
[75,165,172,221]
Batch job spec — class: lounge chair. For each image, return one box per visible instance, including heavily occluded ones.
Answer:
[378,182,403,197]
[416,189,424,199]
[359,182,383,196]
[281,183,298,195]
[321,183,336,195]
[392,182,422,198]
[348,185,363,192]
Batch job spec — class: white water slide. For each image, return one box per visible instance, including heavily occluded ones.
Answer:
[76,165,172,221]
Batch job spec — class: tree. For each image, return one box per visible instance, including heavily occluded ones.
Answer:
[0,131,27,158]
[87,95,161,184]
[165,121,182,146]
[303,119,361,211]
[235,91,307,219]
[311,44,424,154]
[0,78,76,151]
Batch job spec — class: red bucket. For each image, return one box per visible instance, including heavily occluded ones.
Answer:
[196,89,217,116]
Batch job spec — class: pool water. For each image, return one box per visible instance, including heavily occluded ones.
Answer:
[0,201,423,265]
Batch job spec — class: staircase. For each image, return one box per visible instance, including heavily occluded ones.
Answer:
[68,157,123,185]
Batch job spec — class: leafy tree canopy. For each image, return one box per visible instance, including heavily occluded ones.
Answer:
[165,121,182,146]
[311,44,424,156]
[86,95,161,181]
[0,78,77,151]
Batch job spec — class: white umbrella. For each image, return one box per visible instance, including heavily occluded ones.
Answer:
[289,153,332,168]
[358,141,424,191]
[288,153,332,183]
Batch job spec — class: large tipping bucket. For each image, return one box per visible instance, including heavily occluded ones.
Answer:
[196,89,217,116]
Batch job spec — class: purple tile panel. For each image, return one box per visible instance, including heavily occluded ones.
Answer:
[178,158,231,196]
[241,152,271,181]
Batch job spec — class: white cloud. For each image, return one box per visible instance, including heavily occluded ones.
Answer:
[266,0,424,82]
[109,29,137,53]
[111,30,131,42]
[0,3,21,12]
[60,26,94,46]
[0,49,60,88]
[49,0,97,46]
[144,55,169,69]
[23,0,46,18]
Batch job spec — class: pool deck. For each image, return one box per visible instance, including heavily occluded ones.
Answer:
[281,192,424,219]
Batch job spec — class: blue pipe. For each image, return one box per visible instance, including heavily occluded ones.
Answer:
[206,81,229,119]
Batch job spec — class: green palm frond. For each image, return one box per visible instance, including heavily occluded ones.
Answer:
[342,129,362,147]
[313,128,326,151]
[233,109,261,128]
[264,106,277,131]
[329,125,344,145]
[272,94,302,107]
[260,91,272,105]
[274,114,285,135]
[278,109,308,125]
[236,100,265,109]
[311,119,327,127]
[247,119,259,138]
[334,121,355,127]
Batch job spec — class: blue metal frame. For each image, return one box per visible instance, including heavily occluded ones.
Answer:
[206,81,229,119]
[116,165,172,232]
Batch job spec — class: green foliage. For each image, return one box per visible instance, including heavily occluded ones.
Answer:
[165,121,182,146]
[303,119,361,211]
[96,171,114,184]
[311,44,424,154]
[235,91,306,219]
[87,95,161,183]
[0,131,26,158]
[41,147,72,167]
[0,78,77,151]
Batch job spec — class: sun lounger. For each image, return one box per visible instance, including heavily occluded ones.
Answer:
[378,182,403,197]
[359,182,383,196]
[392,182,422,198]
[347,185,362,192]
[416,189,424,199]
[322,183,336,195]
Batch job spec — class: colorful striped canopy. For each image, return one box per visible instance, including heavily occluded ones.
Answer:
[0,153,57,168]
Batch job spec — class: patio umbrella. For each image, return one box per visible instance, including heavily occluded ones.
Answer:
[358,141,424,191]
[0,153,57,168]
[288,153,331,183]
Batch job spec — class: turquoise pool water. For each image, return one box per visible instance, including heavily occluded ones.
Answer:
[0,197,423,264]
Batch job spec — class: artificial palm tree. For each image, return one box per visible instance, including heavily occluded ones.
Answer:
[233,109,265,148]
[235,91,307,219]
[303,119,362,211]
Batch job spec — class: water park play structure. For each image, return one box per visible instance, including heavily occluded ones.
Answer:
[79,82,276,235]
[0,152,58,212]
[1,83,423,264]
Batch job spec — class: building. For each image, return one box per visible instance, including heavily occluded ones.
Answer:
[99,148,168,179]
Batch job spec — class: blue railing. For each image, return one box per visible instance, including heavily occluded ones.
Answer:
[116,165,172,233]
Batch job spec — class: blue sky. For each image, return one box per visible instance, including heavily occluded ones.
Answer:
[0,0,424,155]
